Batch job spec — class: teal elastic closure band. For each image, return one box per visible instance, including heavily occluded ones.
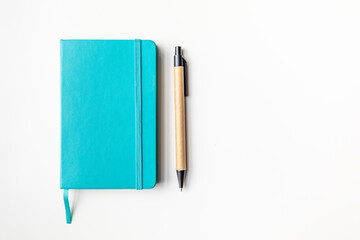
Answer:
[134,39,143,190]
[63,189,71,224]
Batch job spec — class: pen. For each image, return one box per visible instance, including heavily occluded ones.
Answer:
[174,46,187,191]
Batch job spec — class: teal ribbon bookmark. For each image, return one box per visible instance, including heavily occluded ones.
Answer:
[134,39,143,190]
[63,189,71,224]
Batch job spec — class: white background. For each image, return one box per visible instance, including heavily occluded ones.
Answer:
[1,0,360,239]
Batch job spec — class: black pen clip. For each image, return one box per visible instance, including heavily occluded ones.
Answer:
[183,58,188,97]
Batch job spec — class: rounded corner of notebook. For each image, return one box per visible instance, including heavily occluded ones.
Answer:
[144,179,156,189]
[143,40,156,49]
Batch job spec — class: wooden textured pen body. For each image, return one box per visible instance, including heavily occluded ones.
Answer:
[174,66,187,171]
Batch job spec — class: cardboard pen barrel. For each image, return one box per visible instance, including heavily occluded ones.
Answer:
[174,66,187,171]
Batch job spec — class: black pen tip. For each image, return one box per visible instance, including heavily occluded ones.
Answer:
[176,170,185,189]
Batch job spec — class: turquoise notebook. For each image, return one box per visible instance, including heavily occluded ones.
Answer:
[60,39,157,223]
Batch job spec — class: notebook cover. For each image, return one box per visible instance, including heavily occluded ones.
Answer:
[60,39,156,189]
